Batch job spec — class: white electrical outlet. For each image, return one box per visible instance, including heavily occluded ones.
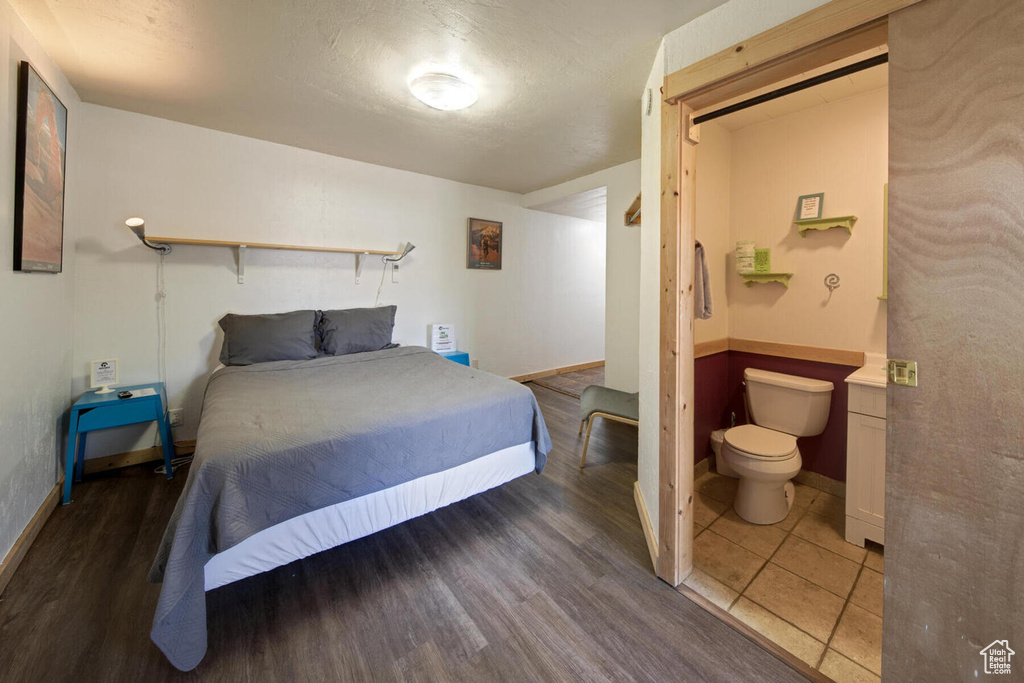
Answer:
[471,359,480,369]
[168,409,184,427]
[392,263,400,283]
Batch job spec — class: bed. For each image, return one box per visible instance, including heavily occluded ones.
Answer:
[148,345,552,671]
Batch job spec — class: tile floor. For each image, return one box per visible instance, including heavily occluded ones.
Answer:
[683,471,885,683]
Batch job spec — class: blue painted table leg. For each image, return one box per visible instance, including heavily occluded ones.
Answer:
[157,410,174,480]
[75,431,87,482]
[63,411,79,505]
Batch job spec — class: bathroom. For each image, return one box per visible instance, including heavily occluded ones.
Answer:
[683,49,888,682]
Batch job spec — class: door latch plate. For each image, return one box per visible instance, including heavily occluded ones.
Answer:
[887,359,918,387]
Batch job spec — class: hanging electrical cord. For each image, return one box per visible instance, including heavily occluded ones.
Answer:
[155,455,193,475]
[373,243,416,307]
[373,255,390,308]
[153,252,169,448]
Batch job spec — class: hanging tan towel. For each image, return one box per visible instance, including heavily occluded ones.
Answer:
[694,241,713,319]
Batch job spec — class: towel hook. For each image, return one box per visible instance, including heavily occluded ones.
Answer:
[824,273,841,293]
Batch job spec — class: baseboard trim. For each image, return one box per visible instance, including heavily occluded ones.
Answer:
[675,583,833,683]
[83,440,197,476]
[509,360,604,384]
[794,469,846,499]
[0,479,62,597]
[694,457,710,480]
[633,482,659,570]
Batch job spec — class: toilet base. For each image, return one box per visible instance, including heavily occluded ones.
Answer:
[734,478,795,525]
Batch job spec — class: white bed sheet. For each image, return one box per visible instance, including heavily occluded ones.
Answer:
[203,441,536,590]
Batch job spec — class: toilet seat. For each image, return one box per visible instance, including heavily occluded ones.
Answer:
[724,424,797,460]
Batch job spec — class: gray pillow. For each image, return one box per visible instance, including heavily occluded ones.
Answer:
[218,310,319,366]
[319,306,396,356]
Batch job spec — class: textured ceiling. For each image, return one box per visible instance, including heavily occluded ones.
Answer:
[11,0,727,193]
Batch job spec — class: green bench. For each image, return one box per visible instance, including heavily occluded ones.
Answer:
[578,385,639,468]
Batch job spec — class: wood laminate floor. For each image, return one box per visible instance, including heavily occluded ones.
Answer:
[0,385,808,682]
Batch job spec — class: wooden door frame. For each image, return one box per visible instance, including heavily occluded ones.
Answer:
[657,0,922,586]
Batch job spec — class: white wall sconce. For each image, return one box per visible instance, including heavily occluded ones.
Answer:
[125,217,172,255]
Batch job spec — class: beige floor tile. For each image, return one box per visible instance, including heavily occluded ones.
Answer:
[808,491,846,525]
[831,604,883,675]
[694,492,728,528]
[728,597,825,668]
[744,563,845,642]
[792,512,867,563]
[791,483,820,511]
[850,568,884,617]
[695,472,738,505]
[819,649,880,683]
[681,567,739,611]
[693,530,766,593]
[864,546,884,573]
[709,509,787,559]
[772,535,860,598]
[773,505,807,532]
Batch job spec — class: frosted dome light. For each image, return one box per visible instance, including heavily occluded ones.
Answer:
[409,73,477,111]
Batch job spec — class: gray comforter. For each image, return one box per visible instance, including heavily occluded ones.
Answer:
[148,346,551,671]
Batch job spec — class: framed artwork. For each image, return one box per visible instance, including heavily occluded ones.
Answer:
[467,218,502,270]
[797,192,824,220]
[14,61,67,273]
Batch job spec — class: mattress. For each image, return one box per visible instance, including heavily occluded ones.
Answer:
[149,346,551,671]
[204,441,535,590]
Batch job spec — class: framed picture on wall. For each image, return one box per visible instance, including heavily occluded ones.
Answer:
[467,218,502,270]
[796,192,824,220]
[13,61,68,273]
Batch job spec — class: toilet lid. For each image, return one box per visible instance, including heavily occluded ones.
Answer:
[724,424,797,459]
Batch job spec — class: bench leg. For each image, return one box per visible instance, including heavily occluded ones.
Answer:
[579,416,595,468]
[578,419,585,436]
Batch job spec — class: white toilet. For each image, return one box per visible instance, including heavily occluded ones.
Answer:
[720,368,833,524]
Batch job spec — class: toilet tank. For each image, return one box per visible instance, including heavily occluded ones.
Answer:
[744,368,834,437]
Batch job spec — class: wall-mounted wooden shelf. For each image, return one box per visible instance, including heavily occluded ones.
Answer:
[794,215,857,236]
[148,236,402,256]
[740,272,793,288]
[147,236,404,285]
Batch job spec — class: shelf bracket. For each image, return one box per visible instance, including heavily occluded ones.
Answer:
[237,245,246,284]
[354,252,370,284]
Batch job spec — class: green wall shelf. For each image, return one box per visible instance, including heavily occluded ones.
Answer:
[740,272,793,288]
[795,215,858,236]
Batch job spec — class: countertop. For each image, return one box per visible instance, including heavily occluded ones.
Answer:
[846,353,887,388]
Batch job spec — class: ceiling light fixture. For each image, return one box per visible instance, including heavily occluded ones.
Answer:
[409,73,477,111]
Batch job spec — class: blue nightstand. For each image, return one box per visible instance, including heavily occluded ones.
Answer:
[438,350,470,366]
[63,382,174,504]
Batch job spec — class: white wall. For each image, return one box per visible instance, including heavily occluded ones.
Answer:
[74,104,606,459]
[637,0,831,539]
[637,42,665,536]
[0,2,80,561]
[695,122,732,344]
[522,160,641,392]
[729,88,887,353]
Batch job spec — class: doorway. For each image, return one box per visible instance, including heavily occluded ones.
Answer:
[656,1,914,680]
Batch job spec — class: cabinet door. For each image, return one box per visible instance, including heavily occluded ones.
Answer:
[846,413,886,525]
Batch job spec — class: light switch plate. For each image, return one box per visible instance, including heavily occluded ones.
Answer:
[887,359,918,387]
[392,263,399,283]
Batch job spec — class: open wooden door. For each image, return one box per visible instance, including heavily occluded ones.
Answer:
[886,0,1024,678]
